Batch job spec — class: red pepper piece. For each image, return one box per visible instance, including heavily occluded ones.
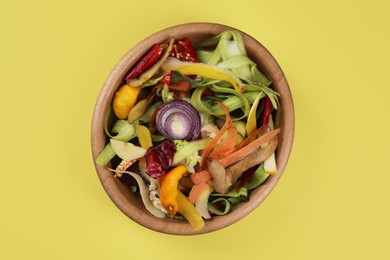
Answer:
[200,88,214,100]
[260,96,272,127]
[180,38,199,62]
[124,44,163,80]
[159,70,191,92]
[161,38,198,85]
[171,37,199,62]
[159,82,191,93]
[235,166,257,191]
[160,70,173,85]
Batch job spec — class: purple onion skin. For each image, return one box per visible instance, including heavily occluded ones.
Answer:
[144,148,164,178]
[156,100,201,141]
[156,140,176,169]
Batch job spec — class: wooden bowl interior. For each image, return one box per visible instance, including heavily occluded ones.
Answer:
[91,23,294,235]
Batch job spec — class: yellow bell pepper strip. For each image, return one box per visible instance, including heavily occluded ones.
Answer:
[136,124,153,176]
[127,38,175,87]
[161,57,245,93]
[245,92,262,136]
[159,164,188,215]
[135,124,153,149]
[112,85,141,119]
[176,190,205,231]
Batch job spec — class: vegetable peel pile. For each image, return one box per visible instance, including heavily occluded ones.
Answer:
[96,30,281,231]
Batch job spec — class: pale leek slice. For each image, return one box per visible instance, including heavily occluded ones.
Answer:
[195,184,214,219]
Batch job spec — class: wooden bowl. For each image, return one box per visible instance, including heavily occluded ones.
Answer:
[91,22,294,235]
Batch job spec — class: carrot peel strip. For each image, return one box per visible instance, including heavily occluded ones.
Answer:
[200,101,232,169]
[219,128,281,168]
[191,170,211,185]
[225,124,269,157]
[188,182,212,204]
[209,126,237,160]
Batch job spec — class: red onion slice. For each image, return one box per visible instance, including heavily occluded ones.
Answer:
[156,100,201,141]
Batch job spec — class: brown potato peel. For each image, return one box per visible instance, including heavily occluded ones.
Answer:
[207,136,278,194]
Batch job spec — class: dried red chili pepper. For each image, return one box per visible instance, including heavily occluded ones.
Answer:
[171,37,199,62]
[160,38,199,86]
[124,44,163,80]
[260,96,272,127]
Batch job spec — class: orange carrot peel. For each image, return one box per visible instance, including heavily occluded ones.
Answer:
[219,128,281,168]
[209,126,237,160]
[225,124,269,156]
[188,182,212,204]
[191,170,212,185]
[200,101,233,169]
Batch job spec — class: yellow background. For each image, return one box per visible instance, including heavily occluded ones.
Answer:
[1,0,389,259]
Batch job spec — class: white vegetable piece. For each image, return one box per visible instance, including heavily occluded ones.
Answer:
[110,139,146,161]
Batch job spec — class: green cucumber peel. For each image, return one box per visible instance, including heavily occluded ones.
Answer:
[210,187,248,198]
[228,196,248,205]
[207,198,233,216]
[245,164,270,191]
[197,30,272,87]
[191,86,265,121]
[96,143,116,166]
[97,110,137,166]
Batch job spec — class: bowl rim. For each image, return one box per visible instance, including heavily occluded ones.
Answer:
[91,22,295,235]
